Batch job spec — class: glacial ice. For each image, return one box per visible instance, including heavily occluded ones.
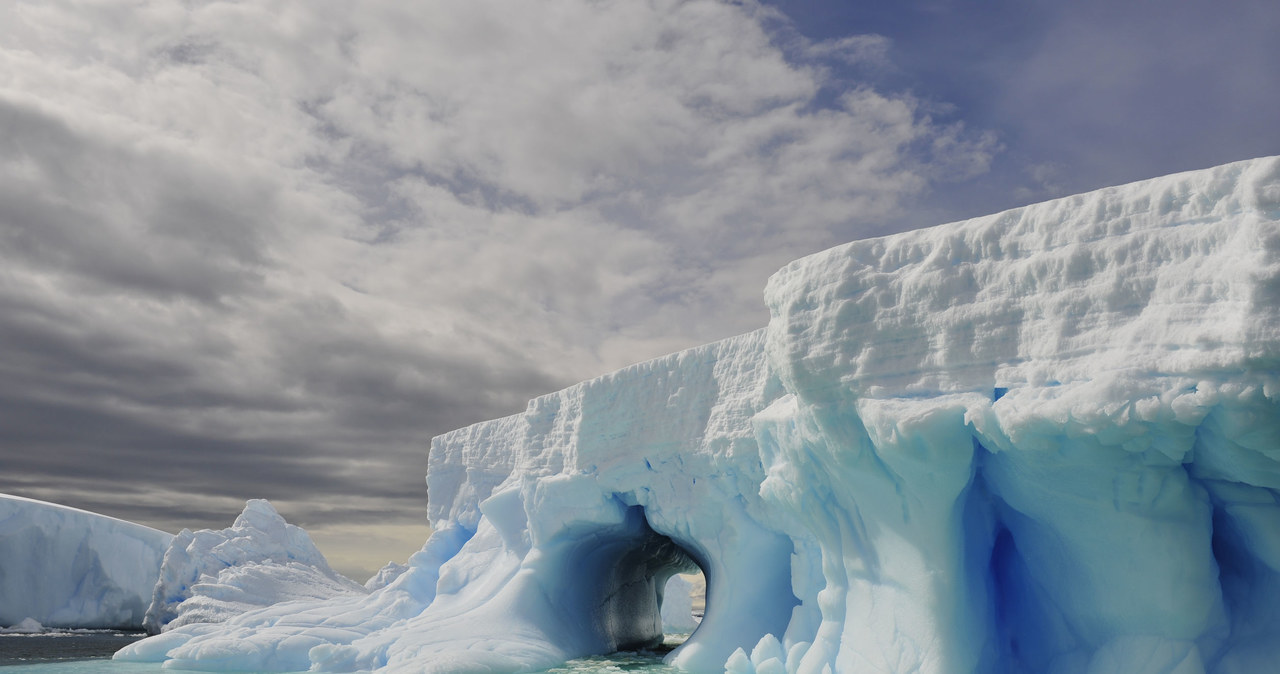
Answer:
[144,499,365,634]
[0,494,171,629]
[661,574,700,634]
[364,562,411,592]
[0,495,362,635]
[116,156,1280,674]
[0,617,46,634]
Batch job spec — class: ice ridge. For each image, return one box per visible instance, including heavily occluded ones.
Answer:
[143,498,366,634]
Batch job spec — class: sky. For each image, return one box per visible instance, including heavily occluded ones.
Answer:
[1,0,1277,581]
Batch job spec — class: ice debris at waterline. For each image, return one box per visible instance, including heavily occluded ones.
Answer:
[118,156,1280,674]
[0,495,171,629]
[144,499,365,634]
[0,618,47,634]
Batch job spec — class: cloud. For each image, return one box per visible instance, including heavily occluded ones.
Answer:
[0,0,996,572]
[804,34,893,67]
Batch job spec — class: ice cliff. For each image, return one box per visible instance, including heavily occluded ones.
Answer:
[118,156,1280,674]
[0,495,171,629]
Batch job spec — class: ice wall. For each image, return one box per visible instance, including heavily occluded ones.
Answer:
[0,494,172,629]
[118,156,1280,674]
[753,155,1280,674]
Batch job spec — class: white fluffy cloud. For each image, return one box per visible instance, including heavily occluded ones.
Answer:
[0,0,995,577]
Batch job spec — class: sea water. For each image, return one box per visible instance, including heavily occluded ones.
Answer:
[0,633,687,674]
[0,633,150,667]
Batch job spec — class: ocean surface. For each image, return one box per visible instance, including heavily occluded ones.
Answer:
[0,632,684,674]
[0,633,150,667]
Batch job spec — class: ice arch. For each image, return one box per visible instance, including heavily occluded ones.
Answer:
[355,332,803,673]
[119,157,1280,674]
[546,505,700,652]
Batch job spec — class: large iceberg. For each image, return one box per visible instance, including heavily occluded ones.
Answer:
[118,156,1280,674]
[0,494,172,629]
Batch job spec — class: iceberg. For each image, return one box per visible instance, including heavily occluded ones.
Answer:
[0,494,171,629]
[661,574,700,634]
[144,499,366,634]
[0,617,47,634]
[117,156,1280,674]
[364,562,411,592]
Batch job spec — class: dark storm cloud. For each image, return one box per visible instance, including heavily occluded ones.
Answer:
[0,270,559,528]
[0,95,561,536]
[261,297,563,433]
[0,100,271,304]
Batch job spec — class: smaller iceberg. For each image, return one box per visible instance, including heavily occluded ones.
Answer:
[0,494,172,629]
[144,499,365,634]
[364,562,410,592]
[0,618,47,634]
[660,574,700,634]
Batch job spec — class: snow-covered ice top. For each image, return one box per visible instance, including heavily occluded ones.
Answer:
[764,154,1280,398]
[118,156,1280,674]
[144,499,365,634]
[0,494,172,629]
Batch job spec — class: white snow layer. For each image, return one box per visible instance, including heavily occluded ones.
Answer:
[143,499,366,634]
[117,156,1280,674]
[0,494,171,629]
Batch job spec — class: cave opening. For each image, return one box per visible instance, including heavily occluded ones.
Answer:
[660,569,706,639]
[550,504,708,655]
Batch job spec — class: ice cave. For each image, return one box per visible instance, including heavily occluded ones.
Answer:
[74,155,1280,672]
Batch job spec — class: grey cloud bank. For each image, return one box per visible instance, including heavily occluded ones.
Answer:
[0,0,989,576]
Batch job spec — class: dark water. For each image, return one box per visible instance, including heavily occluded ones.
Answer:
[0,633,148,666]
[0,633,682,674]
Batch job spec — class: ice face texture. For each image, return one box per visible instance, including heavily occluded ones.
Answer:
[0,494,171,629]
[143,499,365,634]
[751,155,1280,674]
[116,156,1280,674]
